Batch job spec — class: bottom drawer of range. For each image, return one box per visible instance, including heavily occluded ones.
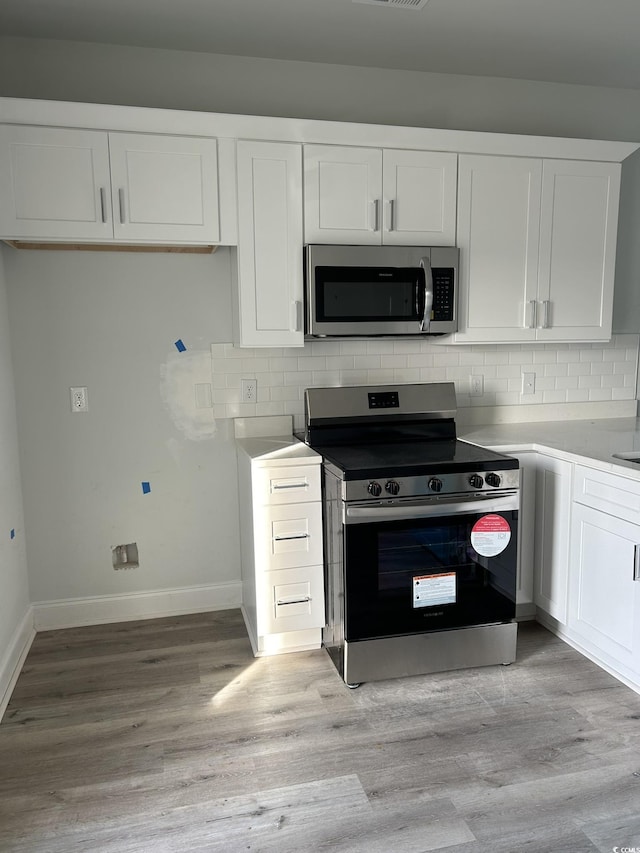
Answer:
[258,566,325,635]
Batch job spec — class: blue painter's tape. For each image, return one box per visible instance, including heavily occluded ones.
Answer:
[10,528,15,540]
[141,481,151,494]
[174,339,187,352]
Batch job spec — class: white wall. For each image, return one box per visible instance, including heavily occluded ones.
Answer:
[0,246,30,707]
[5,247,240,610]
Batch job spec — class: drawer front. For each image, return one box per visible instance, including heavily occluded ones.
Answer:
[574,464,640,524]
[261,501,323,570]
[258,566,325,635]
[255,464,322,505]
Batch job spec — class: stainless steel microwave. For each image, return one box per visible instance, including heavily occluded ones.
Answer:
[304,244,459,338]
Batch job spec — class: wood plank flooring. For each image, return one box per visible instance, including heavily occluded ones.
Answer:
[1,611,639,852]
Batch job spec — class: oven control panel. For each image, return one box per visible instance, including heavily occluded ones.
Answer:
[338,469,521,502]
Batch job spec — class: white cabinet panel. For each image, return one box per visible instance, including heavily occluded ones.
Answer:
[536,160,620,342]
[569,503,640,675]
[455,155,542,343]
[109,133,219,243]
[381,149,457,246]
[512,452,536,614]
[455,155,620,344]
[0,125,113,240]
[0,126,222,244]
[304,145,382,245]
[304,145,457,246]
[533,454,572,623]
[262,502,323,571]
[254,464,322,505]
[235,140,304,347]
[258,566,325,635]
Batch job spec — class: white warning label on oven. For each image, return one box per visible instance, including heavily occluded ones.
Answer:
[471,514,511,557]
[413,571,456,609]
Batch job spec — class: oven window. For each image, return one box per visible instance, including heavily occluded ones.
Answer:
[344,511,517,641]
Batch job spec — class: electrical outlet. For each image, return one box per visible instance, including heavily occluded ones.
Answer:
[70,386,88,412]
[469,375,484,397]
[241,378,257,403]
[522,372,536,395]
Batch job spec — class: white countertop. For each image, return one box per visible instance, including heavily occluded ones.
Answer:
[235,434,322,466]
[460,416,640,479]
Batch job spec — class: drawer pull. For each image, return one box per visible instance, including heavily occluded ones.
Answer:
[277,596,312,606]
[272,482,308,491]
[634,545,640,581]
[273,533,310,542]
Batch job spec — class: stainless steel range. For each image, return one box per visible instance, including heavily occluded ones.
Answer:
[303,382,519,686]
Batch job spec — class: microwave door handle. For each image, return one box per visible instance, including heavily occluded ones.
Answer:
[419,257,433,332]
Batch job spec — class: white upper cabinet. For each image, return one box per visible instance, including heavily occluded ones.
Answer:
[536,160,620,342]
[455,153,621,343]
[304,145,457,246]
[456,155,542,343]
[0,125,113,241]
[0,126,221,244]
[234,140,304,348]
[109,133,219,243]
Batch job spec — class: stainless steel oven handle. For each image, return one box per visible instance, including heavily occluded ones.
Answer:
[344,492,519,524]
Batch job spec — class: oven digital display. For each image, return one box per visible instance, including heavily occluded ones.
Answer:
[368,391,399,409]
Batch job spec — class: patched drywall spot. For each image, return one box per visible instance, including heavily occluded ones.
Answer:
[160,349,216,440]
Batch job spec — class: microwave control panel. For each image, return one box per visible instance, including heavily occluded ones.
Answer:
[431,269,455,321]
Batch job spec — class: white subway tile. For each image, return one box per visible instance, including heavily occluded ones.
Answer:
[354,355,381,370]
[542,390,568,404]
[588,388,613,402]
[255,401,285,416]
[339,370,370,385]
[532,350,557,364]
[578,375,601,389]
[381,354,408,368]
[369,369,395,383]
[367,340,394,354]
[339,341,368,355]
[589,361,614,376]
[297,356,327,371]
[612,387,635,400]
[566,389,590,403]
[419,367,447,382]
[326,355,355,370]
[542,363,569,377]
[393,368,421,382]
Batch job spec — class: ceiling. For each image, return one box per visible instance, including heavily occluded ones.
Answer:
[1,0,640,91]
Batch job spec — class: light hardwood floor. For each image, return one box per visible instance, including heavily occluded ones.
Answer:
[1,611,639,852]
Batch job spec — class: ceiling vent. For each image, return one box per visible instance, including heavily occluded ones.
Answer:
[352,0,430,8]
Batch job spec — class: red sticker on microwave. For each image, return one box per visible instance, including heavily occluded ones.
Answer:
[470,514,511,557]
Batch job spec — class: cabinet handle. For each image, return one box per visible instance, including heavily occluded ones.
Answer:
[634,545,640,581]
[272,482,308,491]
[273,533,310,541]
[542,300,551,329]
[276,596,312,606]
[99,187,107,223]
[291,300,303,333]
[118,188,126,224]
[386,199,395,232]
[527,300,538,329]
[370,199,380,232]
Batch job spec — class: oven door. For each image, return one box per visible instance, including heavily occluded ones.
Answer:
[342,493,518,641]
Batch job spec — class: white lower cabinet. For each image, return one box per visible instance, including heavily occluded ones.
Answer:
[237,445,325,656]
[568,465,640,682]
[512,452,536,617]
[533,454,572,624]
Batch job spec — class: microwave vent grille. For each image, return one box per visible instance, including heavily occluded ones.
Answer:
[352,0,430,9]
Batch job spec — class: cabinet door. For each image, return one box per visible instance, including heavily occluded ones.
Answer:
[534,454,572,624]
[108,132,219,243]
[382,149,457,246]
[235,141,304,347]
[512,452,536,616]
[455,155,542,343]
[304,145,382,244]
[569,503,640,675]
[536,160,621,342]
[0,125,113,240]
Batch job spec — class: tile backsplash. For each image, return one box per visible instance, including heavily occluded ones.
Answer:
[211,334,640,429]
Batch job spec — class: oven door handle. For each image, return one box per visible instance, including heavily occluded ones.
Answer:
[344,492,519,524]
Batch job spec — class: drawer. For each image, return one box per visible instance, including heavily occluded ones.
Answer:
[259,501,323,571]
[258,566,325,635]
[574,464,640,524]
[254,464,321,505]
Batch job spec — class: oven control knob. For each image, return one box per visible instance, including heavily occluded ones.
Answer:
[428,477,443,493]
[368,481,382,497]
[485,472,502,488]
[469,474,484,489]
[385,480,400,496]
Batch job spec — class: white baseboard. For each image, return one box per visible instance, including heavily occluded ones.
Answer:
[32,581,243,631]
[0,606,35,721]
